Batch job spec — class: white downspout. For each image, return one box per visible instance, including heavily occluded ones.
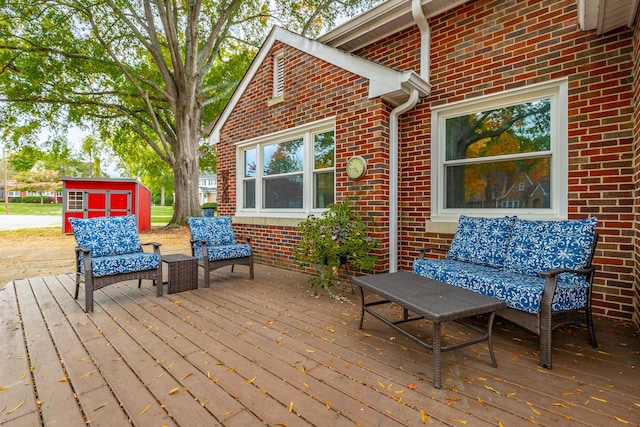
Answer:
[389,0,432,273]
[389,90,419,272]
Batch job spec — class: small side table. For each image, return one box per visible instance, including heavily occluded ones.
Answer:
[162,254,198,294]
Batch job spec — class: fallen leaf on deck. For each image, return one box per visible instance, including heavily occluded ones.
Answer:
[7,400,24,414]
[247,377,256,384]
[526,402,540,415]
[288,401,293,413]
[614,416,629,423]
[590,396,607,403]
[140,404,151,415]
[93,402,108,411]
[58,377,68,382]
[408,383,417,390]
[485,385,500,394]
[169,387,180,395]
[420,409,433,423]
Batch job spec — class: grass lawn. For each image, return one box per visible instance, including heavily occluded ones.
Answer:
[0,203,63,215]
[1,203,175,223]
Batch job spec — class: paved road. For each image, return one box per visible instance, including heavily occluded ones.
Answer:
[0,215,63,231]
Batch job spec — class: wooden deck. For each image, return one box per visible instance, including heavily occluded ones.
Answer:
[1,264,639,426]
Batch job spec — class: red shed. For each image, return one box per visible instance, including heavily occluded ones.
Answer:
[61,178,152,234]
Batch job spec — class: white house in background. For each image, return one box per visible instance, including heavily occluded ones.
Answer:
[198,173,217,204]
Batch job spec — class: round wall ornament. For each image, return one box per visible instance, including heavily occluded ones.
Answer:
[346,155,367,180]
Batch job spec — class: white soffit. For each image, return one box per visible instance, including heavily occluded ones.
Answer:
[318,0,471,52]
[579,0,639,34]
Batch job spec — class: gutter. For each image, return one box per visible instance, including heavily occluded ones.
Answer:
[388,0,432,272]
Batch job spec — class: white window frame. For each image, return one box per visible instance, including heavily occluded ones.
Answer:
[67,190,84,211]
[236,117,335,219]
[431,78,568,223]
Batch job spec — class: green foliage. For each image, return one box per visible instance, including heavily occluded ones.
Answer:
[202,202,217,208]
[11,196,54,204]
[0,0,383,223]
[293,200,378,299]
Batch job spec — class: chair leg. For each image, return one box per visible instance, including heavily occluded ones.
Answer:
[138,279,142,288]
[74,273,81,300]
[204,261,211,288]
[585,307,598,348]
[85,276,94,312]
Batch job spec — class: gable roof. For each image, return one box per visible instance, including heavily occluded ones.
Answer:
[209,26,431,143]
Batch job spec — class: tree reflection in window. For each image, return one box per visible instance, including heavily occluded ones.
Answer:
[263,139,303,208]
[445,99,551,209]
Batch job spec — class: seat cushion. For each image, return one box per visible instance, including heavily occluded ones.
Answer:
[188,216,237,246]
[192,243,252,262]
[412,259,589,314]
[446,216,516,268]
[502,217,597,279]
[69,215,143,257]
[81,252,160,277]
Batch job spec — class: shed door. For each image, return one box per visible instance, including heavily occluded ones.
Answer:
[85,190,132,218]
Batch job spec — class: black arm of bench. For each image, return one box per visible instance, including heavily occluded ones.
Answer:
[417,245,450,260]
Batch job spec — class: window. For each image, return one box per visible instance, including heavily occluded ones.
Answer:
[431,79,567,221]
[238,118,335,217]
[67,191,84,211]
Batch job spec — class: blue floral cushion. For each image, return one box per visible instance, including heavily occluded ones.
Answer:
[69,215,143,257]
[446,216,516,268]
[80,252,160,277]
[187,216,237,246]
[502,217,597,278]
[412,259,589,314]
[192,243,252,262]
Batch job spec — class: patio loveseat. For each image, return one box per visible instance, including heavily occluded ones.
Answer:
[412,215,599,369]
[69,215,163,312]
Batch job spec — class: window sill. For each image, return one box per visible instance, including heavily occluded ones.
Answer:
[267,95,284,106]
[233,214,303,228]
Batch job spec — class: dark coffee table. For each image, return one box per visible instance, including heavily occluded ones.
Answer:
[353,271,506,388]
[162,254,198,294]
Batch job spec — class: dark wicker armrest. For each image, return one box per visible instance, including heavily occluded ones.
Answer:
[74,246,93,275]
[540,266,596,278]
[417,245,449,260]
[539,265,597,310]
[142,241,162,253]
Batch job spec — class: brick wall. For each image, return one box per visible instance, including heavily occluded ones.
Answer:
[633,6,640,328]
[218,40,393,274]
[356,0,636,321]
[217,0,638,322]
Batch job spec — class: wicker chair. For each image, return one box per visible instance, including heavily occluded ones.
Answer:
[69,215,162,312]
[187,216,254,287]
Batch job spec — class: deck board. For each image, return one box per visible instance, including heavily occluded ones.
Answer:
[1,264,639,426]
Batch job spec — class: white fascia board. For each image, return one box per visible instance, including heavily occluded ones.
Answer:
[578,0,600,31]
[209,26,429,144]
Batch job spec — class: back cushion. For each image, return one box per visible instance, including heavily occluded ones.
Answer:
[69,215,142,257]
[502,217,597,277]
[446,216,516,268]
[187,216,236,245]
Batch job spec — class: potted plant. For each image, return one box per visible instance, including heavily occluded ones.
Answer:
[293,200,379,300]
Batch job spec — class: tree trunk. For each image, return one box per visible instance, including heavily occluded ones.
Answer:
[170,114,202,225]
[160,187,165,206]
